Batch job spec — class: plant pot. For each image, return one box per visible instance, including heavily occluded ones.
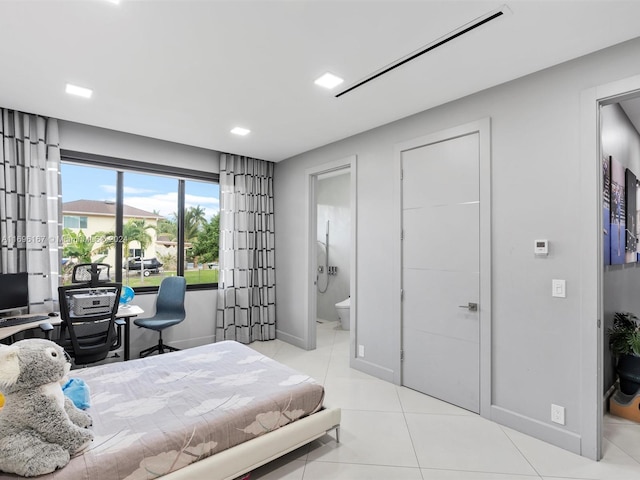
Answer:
[617,354,640,395]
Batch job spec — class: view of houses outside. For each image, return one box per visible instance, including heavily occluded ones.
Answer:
[61,163,219,287]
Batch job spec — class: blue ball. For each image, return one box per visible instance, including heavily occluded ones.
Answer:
[120,285,135,305]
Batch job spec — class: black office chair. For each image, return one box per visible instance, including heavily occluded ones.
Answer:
[57,281,122,365]
[71,263,111,286]
[134,276,186,357]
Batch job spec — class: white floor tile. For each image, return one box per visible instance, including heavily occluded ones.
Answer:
[248,339,287,359]
[306,410,419,467]
[397,385,475,415]
[405,413,537,475]
[325,355,379,382]
[540,478,591,480]
[323,376,403,412]
[250,459,306,480]
[303,461,423,479]
[273,349,331,383]
[603,412,640,426]
[603,421,640,462]
[315,322,338,347]
[247,326,640,480]
[503,427,640,479]
[421,469,541,479]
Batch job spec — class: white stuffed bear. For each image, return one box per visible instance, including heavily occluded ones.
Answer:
[0,339,94,477]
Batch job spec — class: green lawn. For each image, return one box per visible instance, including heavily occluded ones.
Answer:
[123,269,218,288]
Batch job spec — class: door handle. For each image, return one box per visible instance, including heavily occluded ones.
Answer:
[458,302,478,312]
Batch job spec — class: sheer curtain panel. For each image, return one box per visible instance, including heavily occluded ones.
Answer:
[0,109,61,312]
[216,154,276,343]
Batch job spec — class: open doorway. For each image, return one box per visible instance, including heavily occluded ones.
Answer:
[600,94,640,458]
[305,156,357,358]
[315,170,351,330]
[580,73,640,461]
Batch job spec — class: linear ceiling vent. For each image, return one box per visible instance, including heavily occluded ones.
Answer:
[335,5,511,98]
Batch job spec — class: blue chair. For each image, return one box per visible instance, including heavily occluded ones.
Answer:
[134,276,186,357]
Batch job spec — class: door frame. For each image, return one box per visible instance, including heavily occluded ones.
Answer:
[305,155,357,354]
[580,73,640,460]
[392,118,492,417]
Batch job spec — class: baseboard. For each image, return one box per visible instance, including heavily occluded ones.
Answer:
[173,336,216,350]
[129,336,216,359]
[491,405,581,455]
[275,329,306,349]
[351,357,395,383]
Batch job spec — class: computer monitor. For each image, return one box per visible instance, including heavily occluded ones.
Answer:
[0,272,29,315]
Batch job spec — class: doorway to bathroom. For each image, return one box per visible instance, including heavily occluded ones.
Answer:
[305,156,357,357]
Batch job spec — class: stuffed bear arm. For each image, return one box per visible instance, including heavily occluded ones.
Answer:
[64,396,93,428]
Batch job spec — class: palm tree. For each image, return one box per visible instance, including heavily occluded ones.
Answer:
[123,219,155,256]
[184,205,207,242]
[182,206,207,268]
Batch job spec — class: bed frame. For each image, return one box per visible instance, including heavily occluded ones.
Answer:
[163,406,341,480]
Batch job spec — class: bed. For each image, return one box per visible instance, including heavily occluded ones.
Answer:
[0,340,340,480]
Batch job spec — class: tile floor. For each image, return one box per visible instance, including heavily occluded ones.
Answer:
[246,321,640,480]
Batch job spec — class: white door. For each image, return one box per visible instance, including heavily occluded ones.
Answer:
[401,132,480,413]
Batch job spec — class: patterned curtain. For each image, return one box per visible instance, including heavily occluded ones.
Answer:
[0,109,61,312]
[216,154,276,343]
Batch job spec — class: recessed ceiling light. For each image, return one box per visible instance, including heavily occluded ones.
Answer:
[314,72,344,90]
[65,83,93,99]
[231,127,250,136]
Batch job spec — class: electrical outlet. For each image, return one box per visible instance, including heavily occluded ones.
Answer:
[551,404,565,425]
[358,345,365,357]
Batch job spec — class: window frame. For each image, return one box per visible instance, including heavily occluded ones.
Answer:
[60,149,219,293]
[63,215,88,229]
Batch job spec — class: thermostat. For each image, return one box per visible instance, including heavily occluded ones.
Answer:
[534,239,549,256]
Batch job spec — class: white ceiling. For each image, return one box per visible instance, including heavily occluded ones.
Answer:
[1,1,640,162]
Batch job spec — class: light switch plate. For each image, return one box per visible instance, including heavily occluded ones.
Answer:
[552,279,566,298]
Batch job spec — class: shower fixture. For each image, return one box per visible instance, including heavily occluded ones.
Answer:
[317,220,330,293]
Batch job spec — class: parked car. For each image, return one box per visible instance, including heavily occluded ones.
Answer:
[127,257,163,276]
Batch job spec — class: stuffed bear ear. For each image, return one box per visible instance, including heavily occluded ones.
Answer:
[0,345,20,387]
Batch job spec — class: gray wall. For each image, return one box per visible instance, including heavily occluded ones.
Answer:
[59,120,219,172]
[602,103,640,392]
[274,37,640,454]
[58,121,220,355]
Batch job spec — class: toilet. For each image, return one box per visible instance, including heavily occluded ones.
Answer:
[335,297,350,330]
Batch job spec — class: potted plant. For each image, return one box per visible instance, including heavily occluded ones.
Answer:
[609,312,640,394]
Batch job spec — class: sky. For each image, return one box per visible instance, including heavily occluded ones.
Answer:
[61,163,220,220]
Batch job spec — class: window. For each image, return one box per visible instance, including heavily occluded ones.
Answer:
[60,152,219,291]
[63,216,88,229]
[60,164,116,284]
[185,179,220,285]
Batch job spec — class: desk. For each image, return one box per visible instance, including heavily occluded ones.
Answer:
[0,314,62,341]
[116,305,144,361]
